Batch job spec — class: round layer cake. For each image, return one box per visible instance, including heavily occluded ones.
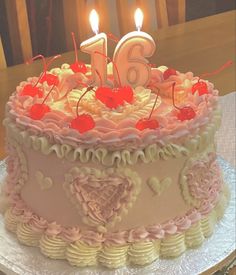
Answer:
[1,63,229,268]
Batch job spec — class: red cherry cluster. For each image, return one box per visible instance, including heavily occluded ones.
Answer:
[70,32,87,74]
[95,85,133,109]
[94,52,134,109]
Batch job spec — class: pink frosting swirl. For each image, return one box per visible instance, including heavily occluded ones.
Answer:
[46,222,62,236]
[174,216,192,232]
[146,224,165,239]
[6,67,219,150]
[104,231,128,245]
[29,216,48,233]
[127,227,149,242]
[61,227,81,242]
[80,230,104,245]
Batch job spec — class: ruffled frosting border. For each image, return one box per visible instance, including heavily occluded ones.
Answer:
[2,184,229,269]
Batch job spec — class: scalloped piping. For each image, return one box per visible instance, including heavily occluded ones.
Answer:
[3,184,229,269]
[5,110,220,167]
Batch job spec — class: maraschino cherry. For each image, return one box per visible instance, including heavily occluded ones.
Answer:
[192,60,232,96]
[94,51,133,109]
[20,83,43,98]
[38,55,61,86]
[136,90,160,131]
[70,32,87,74]
[29,85,55,120]
[163,68,177,80]
[70,86,95,133]
[172,82,196,121]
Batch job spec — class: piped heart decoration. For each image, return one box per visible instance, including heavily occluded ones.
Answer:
[63,167,141,229]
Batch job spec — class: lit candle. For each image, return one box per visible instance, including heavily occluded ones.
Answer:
[113,8,156,88]
[80,9,108,86]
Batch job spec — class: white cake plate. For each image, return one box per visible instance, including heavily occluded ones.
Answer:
[0,157,235,275]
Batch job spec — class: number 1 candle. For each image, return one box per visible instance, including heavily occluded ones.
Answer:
[80,9,108,86]
[113,8,156,88]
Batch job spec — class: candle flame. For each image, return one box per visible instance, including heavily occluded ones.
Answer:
[134,8,143,31]
[89,9,99,35]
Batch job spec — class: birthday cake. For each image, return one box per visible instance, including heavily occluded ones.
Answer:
[0,9,231,268]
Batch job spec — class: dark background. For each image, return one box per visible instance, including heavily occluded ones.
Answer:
[0,0,235,66]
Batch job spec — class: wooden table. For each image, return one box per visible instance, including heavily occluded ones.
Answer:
[0,11,235,273]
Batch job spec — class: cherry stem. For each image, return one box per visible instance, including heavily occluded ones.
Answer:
[46,55,61,72]
[56,81,88,102]
[148,89,160,120]
[94,51,122,87]
[76,86,94,117]
[107,33,120,43]
[71,32,78,63]
[42,85,55,104]
[26,55,47,87]
[95,69,103,87]
[198,60,233,80]
[172,82,181,110]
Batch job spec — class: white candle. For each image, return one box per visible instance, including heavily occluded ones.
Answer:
[80,9,108,86]
[113,8,156,88]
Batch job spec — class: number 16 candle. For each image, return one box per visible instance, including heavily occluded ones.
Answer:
[80,9,108,86]
[113,8,156,88]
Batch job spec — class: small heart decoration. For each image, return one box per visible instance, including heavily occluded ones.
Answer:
[35,171,53,190]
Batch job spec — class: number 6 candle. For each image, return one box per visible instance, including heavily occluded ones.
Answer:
[113,8,156,88]
[80,9,108,86]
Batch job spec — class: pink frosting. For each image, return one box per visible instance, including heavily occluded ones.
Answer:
[61,227,81,242]
[46,222,62,236]
[29,216,48,233]
[6,68,219,150]
[186,153,223,206]
[80,230,104,245]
